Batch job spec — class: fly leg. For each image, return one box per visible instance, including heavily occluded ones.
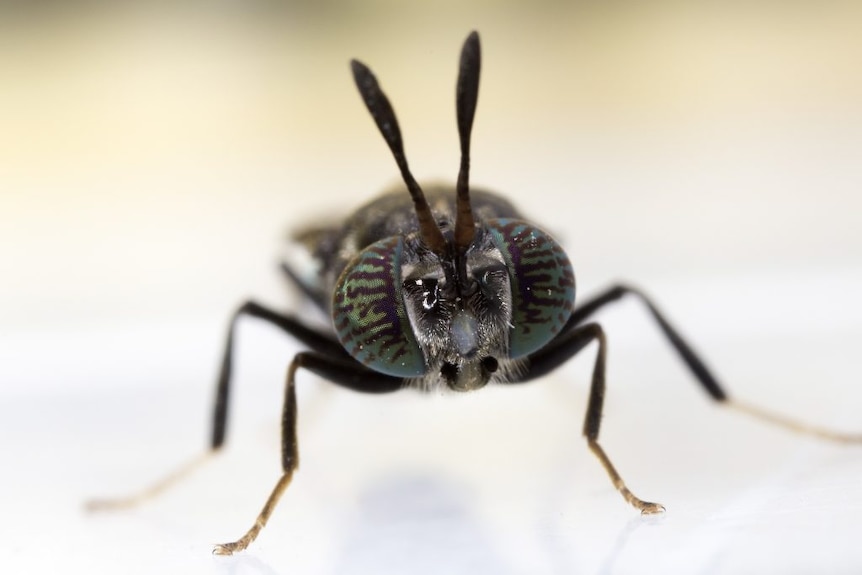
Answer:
[570,284,862,443]
[213,352,401,555]
[519,322,664,514]
[86,300,349,511]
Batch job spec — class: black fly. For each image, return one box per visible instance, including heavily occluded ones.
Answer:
[88,31,862,555]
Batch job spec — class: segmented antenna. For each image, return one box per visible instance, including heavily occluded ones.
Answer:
[350,59,448,256]
[454,31,481,255]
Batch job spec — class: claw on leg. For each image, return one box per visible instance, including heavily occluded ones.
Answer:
[213,520,264,556]
[588,439,666,515]
[212,471,294,555]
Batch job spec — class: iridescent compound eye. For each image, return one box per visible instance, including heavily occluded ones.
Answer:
[485,218,576,359]
[332,237,426,377]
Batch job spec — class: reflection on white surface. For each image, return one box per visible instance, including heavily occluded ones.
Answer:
[333,474,512,575]
[2,272,862,574]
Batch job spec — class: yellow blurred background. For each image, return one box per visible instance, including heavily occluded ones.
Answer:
[2,1,860,329]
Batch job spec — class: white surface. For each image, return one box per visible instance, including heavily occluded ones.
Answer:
[3,274,862,575]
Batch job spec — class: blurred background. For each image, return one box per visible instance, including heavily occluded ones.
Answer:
[3,1,860,332]
[2,2,861,574]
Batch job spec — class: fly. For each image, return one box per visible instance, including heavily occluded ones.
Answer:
[87,31,862,555]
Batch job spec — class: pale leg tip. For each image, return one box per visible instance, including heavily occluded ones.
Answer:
[212,543,239,556]
[640,502,666,515]
[83,497,127,512]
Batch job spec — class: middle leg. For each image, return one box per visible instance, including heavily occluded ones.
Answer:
[568,284,862,443]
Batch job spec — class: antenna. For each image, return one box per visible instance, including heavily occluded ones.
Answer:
[350,59,447,256]
[454,31,481,255]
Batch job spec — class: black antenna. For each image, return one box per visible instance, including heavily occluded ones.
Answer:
[350,59,448,256]
[454,31,481,255]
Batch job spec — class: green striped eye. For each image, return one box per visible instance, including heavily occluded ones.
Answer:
[486,218,575,359]
[332,237,425,377]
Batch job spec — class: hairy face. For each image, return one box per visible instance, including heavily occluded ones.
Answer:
[401,231,514,392]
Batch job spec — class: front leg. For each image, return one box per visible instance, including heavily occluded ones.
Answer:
[567,284,862,442]
[86,301,350,511]
[212,300,352,449]
[515,322,665,515]
[213,351,403,555]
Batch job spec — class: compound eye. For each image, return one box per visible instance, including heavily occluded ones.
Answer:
[485,218,576,359]
[332,237,425,377]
